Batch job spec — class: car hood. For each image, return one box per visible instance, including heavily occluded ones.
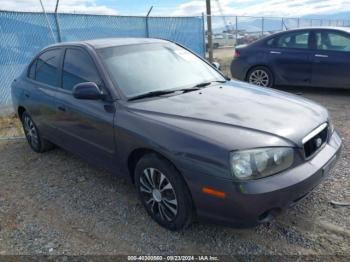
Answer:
[126,81,328,146]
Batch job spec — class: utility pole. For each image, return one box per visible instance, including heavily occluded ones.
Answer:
[206,0,213,62]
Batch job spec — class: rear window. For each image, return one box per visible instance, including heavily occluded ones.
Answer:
[32,49,61,86]
[28,60,36,79]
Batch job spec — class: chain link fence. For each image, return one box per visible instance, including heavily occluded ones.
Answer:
[1,11,350,140]
[0,11,205,139]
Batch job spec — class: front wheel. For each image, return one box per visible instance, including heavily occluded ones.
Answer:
[135,154,193,231]
[247,66,274,87]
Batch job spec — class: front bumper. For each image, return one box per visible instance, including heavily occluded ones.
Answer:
[188,131,342,227]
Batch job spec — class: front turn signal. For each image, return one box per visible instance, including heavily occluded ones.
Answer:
[202,187,226,199]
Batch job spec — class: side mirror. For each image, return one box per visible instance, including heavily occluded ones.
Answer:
[212,62,221,70]
[73,82,105,100]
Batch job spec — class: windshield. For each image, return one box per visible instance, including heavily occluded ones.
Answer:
[97,42,225,98]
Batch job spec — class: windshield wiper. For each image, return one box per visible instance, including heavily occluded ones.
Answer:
[128,90,176,101]
[128,80,228,101]
[193,80,227,88]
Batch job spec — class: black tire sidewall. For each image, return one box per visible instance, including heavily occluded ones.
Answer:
[134,154,193,231]
[247,66,274,88]
[21,112,42,152]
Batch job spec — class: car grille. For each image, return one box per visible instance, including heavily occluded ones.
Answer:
[303,123,328,159]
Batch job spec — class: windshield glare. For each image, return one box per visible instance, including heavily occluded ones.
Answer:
[97,43,225,98]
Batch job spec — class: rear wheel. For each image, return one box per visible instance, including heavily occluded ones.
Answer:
[21,112,54,153]
[135,154,193,231]
[247,66,274,87]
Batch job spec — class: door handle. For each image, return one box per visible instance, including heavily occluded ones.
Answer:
[24,92,30,98]
[315,54,328,58]
[58,106,66,112]
[270,51,282,55]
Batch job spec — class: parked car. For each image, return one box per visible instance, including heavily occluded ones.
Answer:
[206,33,236,49]
[231,27,350,88]
[12,38,341,230]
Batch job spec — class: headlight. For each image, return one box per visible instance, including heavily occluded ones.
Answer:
[230,147,294,180]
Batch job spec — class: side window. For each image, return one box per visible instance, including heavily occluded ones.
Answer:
[276,31,309,49]
[266,38,275,46]
[62,48,102,91]
[316,31,350,52]
[35,49,61,86]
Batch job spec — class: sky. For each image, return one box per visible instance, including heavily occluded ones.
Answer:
[0,0,349,17]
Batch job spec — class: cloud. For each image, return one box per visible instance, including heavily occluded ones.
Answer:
[172,0,350,17]
[0,0,118,15]
[172,0,237,16]
[2,0,349,17]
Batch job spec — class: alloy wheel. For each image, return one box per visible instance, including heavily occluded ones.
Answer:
[23,115,39,149]
[249,69,270,87]
[139,168,178,222]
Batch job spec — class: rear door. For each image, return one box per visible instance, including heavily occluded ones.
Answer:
[311,30,350,88]
[265,30,313,86]
[54,47,116,169]
[25,48,63,144]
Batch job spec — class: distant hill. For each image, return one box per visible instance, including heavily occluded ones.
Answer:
[212,12,350,33]
[303,12,350,21]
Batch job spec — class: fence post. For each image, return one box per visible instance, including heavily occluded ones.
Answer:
[145,6,153,38]
[39,0,56,42]
[54,0,62,42]
[201,13,206,57]
[206,0,213,62]
[297,18,300,28]
[235,16,238,47]
[261,17,264,37]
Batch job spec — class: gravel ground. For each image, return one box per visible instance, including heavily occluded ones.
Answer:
[0,88,349,256]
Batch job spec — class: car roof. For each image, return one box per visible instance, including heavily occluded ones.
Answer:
[276,26,350,34]
[288,26,350,33]
[47,37,169,50]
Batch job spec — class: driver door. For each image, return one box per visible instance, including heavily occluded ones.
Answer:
[311,30,350,88]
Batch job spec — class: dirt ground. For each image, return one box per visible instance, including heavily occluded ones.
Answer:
[0,115,23,139]
[0,88,349,257]
[212,47,235,77]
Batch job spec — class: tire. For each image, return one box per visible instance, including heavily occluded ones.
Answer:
[21,112,54,153]
[135,153,193,231]
[247,66,274,88]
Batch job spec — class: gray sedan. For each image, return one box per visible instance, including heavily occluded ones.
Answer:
[11,38,341,230]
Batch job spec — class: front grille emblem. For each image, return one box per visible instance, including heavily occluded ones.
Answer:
[315,138,323,148]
